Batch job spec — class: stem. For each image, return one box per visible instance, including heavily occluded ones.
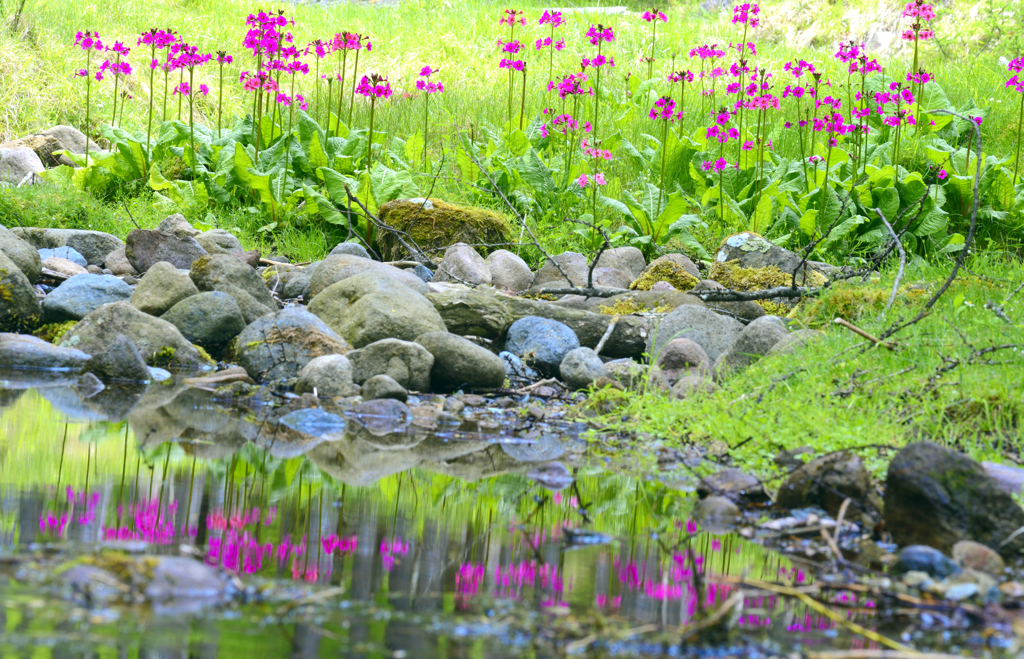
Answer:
[593,41,602,144]
[146,43,156,172]
[649,22,656,81]
[519,67,527,131]
[314,57,320,126]
[112,52,120,126]
[423,91,429,169]
[177,68,184,120]
[548,25,554,85]
[658,118,668,215]
[289,72,296,134]
[336,49,347,134]
[366,97,375,170]
[218,61,224,139]
[162,57,170,121]
[85,49,91,166]
[348,48,360,125]
[817,138,834,235]
[964,128,973,174]
[1014,93,1024,187]
[189,68,196,170]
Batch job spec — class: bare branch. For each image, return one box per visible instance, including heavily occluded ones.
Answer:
[876,206,906,317]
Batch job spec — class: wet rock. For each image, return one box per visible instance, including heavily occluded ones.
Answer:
[892,545,962,579]
[767,329,824,356]
[0,146,44,185]
[279,407,347,438]
[885,442,1024,556]
[350,398,415,442]
[595,246,646,279]
[237,307,350,381]
[981,461,1024,496]
[559,347,607,390]
[0,224,41,283]
[41,273,133,323]
[693,496,741,532]
[11,227,122,266]
[189,253,276,309]
[485,249,533,292]
[309,271,446,348]
[125,228,207,272]
[715,232,836,283]
[432,242,492,286]
[776,451,881,520]
[670,373,718,399]
[362,374,408,402]
[416,331,506,392]
[56,564,126,604]
[104,245,139,277]
[329,242,371,259]
[715,315,790,374]
[504,316,580,375]
[294,353,358,398]
[952,540,1005,576]
[161,291,246,355]
[376,197,511,263]
[650,305,743,363]
[692,279,767,321]
[0,333,90,371]
[196,229,244,254]
[531,251,588,289]
[39,246,88,267]
[130,261,199,316]
[145,556,236,602]
[345,338,433,391]
[59,301,209,368]
[526,462,574,490]
[41,256,88,278]
[308,253,428,299]
[84,333,151,382]
[0,251,41,331]
[413,263,433,282]
[697,468,767,503]
[182,366,254,387]
[655,338,710,378]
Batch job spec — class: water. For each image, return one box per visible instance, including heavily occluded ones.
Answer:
[0,374,964,657]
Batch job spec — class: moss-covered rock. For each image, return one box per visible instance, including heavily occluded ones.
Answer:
[377,198,512,262]
[33,321,78,344]
[708,259,826,290]
[0,251,41,332]
[630,260,700,292]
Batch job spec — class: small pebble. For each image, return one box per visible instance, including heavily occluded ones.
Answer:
[527,405,544,419]
[999,582,1024,598]
[443,397,465,414]
[944,583,978,601]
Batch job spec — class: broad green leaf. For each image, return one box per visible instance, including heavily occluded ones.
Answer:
[404,130,425,167]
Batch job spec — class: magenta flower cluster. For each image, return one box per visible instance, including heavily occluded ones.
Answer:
[731,3,760,27]
[416,66,444,93]
[357,74,392,100]
[642,8,668,22]
[901,0,935,40]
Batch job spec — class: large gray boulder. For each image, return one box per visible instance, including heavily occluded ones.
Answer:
[84,333,151,382]
[362,374,408,402]
[58,301,210,368]
[485,249,533,293]
[595,246,647,279]
[0,146,44,186]
[125,229,207,272]
[345,338,434,391]
[0,333,90,371]
[161,292,246,355]
[0,134,67,168]
[308,271,446,348]
[41,125,100,160]
[130,262,199,316]
[294,354,359,398]
[431,243,492,286]
[328,242,371,259]
[214,282,274,324]
[0,251,41,331]
[41,274,133,323]
[415,331,506,391]
[234,307,350,381]
[189,253,276,316]
[196,230,244,255]
[885,442,1024,557]
[715,232,836,283]
[504,316,580,375]
[559,347,607,390]
[715,316,789,373]
[530,251,588,289]
[11,227,122,266]
[650,305,743,363]
[308,253,428,299]
[0,225,42,283]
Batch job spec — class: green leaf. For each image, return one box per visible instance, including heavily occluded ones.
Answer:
[370,162,419,206]
[404,130,425,167]
[309,131,329,170]
[799,209,818,236]
[519,149,555,195]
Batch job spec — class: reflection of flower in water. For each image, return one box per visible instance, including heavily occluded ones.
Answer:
[381,537,408,571]
[455,563,486,608]
[38,512,69,536]
[100,498,179,544]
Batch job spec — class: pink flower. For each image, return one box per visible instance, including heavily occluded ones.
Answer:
[576,173,589,187]
[594,172,607,185]
[938,169,948,180]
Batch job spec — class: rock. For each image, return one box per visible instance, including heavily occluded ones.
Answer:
[144,556,235,602]
[41,273,133,323]
[485,249,533,292]
[345,338,433,391]
[0,225,41,283]
[650,281,675,291]
[0,333,90,370]
[40,125,100,161]
[104,245,139,276]
[415,331,506,391]
[595,246,646,279]
[38,247,87,267]
[376,198,511,262]
[308,253,428,299]
[697,468,767,503]
[776,451,881,520]
[413,264,433,282]
[693,496,741,532]
[982,461,1024,496]
[715,315,790,373]
[654,253,701,278]
[0,251,41,331]
[349,398,415,444]
[195,229,243,255]
[589,267,632,289]
[526,462,574,490]
[0,146,44,186]
[500,350,538,380]
[952,540,1005,576]
[155,214,200,238]
[125,229,207,272]
[580,290,705,315]
[655,338,710,378]
[885,442,1024,556]
[10,227,122,266]
[235,307,350,381]
[182,366,254,387]
[329,242,371,259]
[215,282,275,324]
[84,333,151,382]
[768,329,824,356]
[130,262,199,316]
[189,253,276,309]
[632,256,701,291]
[362,374,408,402]
[40,257,87,278]
[294,354,358,398]
[86,265,103,275]
[559,347,607,390]
[308,271,446,348]
[604,359,648,390]
[715,232,836,284]
[0,134,67,168]
[263,263,313,301]
[670,373,718,399]
[58,301,209,368]
[531,251,588,289]
[432,243,492,286]
[650,305,743,363]
[892,545,962,579]
[692,279,767,321]
[161,292,246,355]
[504,316,580,375]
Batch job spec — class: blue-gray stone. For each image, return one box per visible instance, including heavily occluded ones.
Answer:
[500,350,538,380]
[329,242,371,260]
[39,247,87,267]
[413,264,433,282]
[892,545,962,579]
[279,407,347,437]
[41,274,133,323]
[504,316,580,375]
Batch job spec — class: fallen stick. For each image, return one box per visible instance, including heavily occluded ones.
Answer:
[833,318,896,350]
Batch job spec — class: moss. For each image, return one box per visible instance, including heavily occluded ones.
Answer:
[193,344,215,365]
[263,326,349,357]
[708,260,828,290]
[756,300,791,316]
[377,198,512,262]
[794,283,929,327]
[629,261,699,292]
[151,346,176,368]
[598,297,671,315]
[0,281,12,303]
[33,321,77,344]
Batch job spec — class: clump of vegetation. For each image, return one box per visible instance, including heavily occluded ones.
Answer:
[33,321,77,344]
[377,199,511,262]
[598,297,670,315]
[630,262,698,291]
[151,346,177,368]
[793,282,929,326]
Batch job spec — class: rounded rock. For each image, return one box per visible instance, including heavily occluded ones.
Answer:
[41,274,133,323]
[415,331,506,392]
[504,316,580,375]
[294,354,358,398]
[362,374,409,403]
[559,347,608,390]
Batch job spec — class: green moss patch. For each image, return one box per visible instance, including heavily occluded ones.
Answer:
[33,321,77,344]
[377,198,511,262]
[630,261,699,292]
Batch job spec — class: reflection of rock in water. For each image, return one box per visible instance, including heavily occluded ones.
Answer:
[0,387,24,413]
[82,382,148,422]
[500,433,566,462]
[423,443,537,481]
[130,384,261,454]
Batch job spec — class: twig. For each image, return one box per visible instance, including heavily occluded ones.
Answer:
[876,207,905,317]
[593,316,619,356]
[833,318,896,350]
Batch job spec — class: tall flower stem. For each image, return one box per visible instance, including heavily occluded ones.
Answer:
[84,49,92,166]
[676,77,686,140]
[111,51,121,126]
[162,56,171,122]
[366,96,376,171]
[348,48,360,125]
[1014,93,1024,186]
[422,89,429,169]
[335,49,348,133]
[314,56,320,125]
[188,68,196,170]
[177,67,184,120]
[817,138,834,228]
[648,20,656,80]
[547,25,555,85]
[658,117,668,215]
[146,41,156,172]
[519,66,527,131]
[593,41,603,144]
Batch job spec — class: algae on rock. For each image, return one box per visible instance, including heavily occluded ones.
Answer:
[630,261,699,292]
[377,198,511,262]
